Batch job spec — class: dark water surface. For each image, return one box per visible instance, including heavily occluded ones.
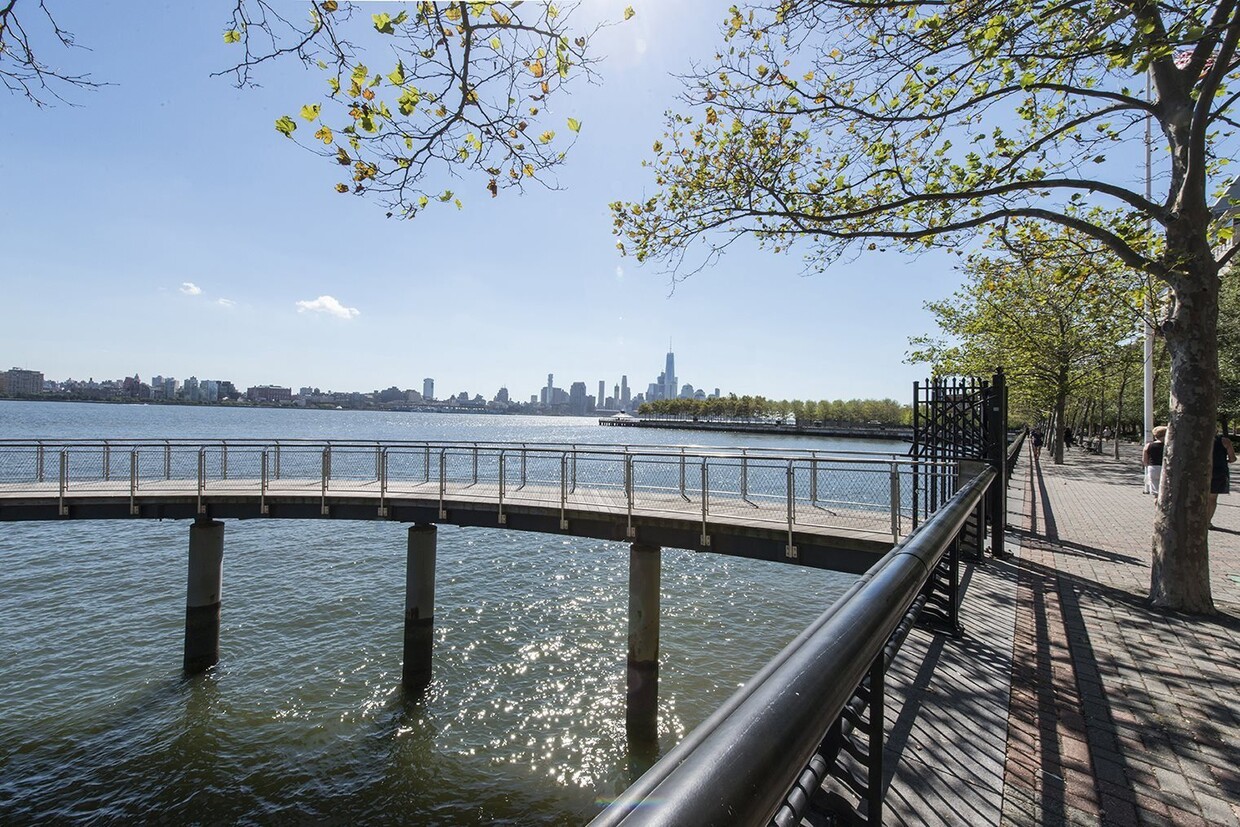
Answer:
[0,402,875,824]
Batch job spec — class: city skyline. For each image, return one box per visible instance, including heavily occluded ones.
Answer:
[2,2,959,405]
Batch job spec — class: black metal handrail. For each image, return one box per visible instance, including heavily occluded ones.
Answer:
[590,465,997,827]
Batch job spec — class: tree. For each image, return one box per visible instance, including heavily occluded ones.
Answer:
[220,1,616,217]
[0,0,102,105]
[910,222,1143,464]
[612,0,1240,613]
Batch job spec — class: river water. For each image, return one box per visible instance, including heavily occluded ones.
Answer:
[0,402,892,824]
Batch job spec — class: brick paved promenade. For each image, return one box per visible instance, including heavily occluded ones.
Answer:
[881,443,1240,827]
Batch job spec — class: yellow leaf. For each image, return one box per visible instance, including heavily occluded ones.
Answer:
[321,1,338,12]
[539,130,555,144]
[567,117,581,133]
[530,61,545,78]
[624,6,636,20]
[314,126,333,144]
[300,104,321,121]
[223,29,241,44]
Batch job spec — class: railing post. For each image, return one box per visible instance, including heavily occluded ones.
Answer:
[498,450,507,525]
[378,449,388,518]
[810,455,818,505]
[520,448,528,489]
[786,462,797,559]
[221,442,228,481]
[559,453,569,530]
[164,442,171,481]
[424,445,430,483]
[320,446,330,516]
[274,443,281,480]
[625,453,635,539]
[103,442,111,482]
[36,443,44,483]
[197,448,206,516]
[679,448,687,500]
[129,450,139,516]
[375,443,382,482]
[261,449,270,515]
[571,449,578,494]
[741,451,749,502]
[472,445,479,486]
[866,656,886,826]
[889,462,901,542]
[700,460,710,548]
[987,369,1008,557]
[58,450,68,516]
[438,449,447,519]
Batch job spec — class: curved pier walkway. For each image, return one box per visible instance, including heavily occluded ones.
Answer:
[883,444,1240,826]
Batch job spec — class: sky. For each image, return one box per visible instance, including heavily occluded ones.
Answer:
[1,1,969,404]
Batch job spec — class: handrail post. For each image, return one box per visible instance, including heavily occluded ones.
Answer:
[625,453,635,539]
[559,453,569,529]
[498,450,507,525]
[520,448,528,489]
[197,448,206,516]
[261,449,270,515]
[438,449,447,519]
[472,444,479,485]
[375,443,382,482]
[741,451,749,502]
[890,462,901,542]
[274,443,281,480]
[679,448,687,500]
[320,446,330,516]
[866,655,886,826]
[699,460,710,548]
[786,462,797,559]
[571,449,577,494]
[810,456,818,505]
[103,442,111,482]
[987,369,1008,557]
[164,441,171,481]
[36,443,44,483]
[129,449,139,516]
[59,449,68,516]
[378,449,388,518]
[222,442,228,481]
[424,445,430,483]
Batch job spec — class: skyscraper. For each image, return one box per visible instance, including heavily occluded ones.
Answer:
[545,373,554,407]
[664,350,676,401]
[423,378,434,401]
[598,380,606,409]
[621,375,630,410]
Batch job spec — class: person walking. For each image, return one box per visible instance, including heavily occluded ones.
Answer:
[1143,426,1167,497]
[1032,427,1044,462]
[1064,426,1075,451]
[1208,428,1235,528]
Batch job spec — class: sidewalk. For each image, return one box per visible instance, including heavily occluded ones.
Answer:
[881,444,1240,827]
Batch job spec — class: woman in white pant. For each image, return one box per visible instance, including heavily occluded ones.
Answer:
[1143,425,1167,496]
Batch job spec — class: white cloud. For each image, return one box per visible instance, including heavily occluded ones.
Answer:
[180,282,202,296]
[217,298,236,308]
[295,295,360,320]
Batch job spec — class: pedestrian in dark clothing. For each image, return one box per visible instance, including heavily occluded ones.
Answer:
[1064,427,1074,451]
[1208,430,1235,528]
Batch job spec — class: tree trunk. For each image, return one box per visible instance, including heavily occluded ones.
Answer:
[1150,261,1218,614]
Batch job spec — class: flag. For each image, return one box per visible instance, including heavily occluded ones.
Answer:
[1174,48,1217,76]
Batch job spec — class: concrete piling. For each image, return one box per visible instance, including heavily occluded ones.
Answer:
[403,523,437,688]
[626,542,661,742]
[183,519,224,673]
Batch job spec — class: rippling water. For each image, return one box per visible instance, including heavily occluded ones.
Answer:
[0,402,883,823]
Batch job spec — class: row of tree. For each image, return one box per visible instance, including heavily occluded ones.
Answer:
[636,396,909,426]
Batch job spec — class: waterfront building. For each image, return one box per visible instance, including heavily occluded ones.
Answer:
[569,382,589,416]
[423,378,434,401]
[0,367,44,396]
[495,387,510,404]
[247,385,292,404]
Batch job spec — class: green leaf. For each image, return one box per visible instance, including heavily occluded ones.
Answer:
[275,115,297,137]
[373,13,395,34]
[388,62,406,86]
[223,29,241,44]
[567,117,582,133]
[300,104,321,121]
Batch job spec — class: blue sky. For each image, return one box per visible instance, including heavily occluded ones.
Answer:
[1,1,967,403]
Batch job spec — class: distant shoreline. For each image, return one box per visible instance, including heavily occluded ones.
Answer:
[598,416,913,441]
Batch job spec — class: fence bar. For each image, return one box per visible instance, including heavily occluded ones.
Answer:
[700,460,710,547]
[261,450,269,515]
[786,462,797,559]
[222,443,228,481]
[320,447,330,516]
[58,450,68,516]
[679,449,687,500]
[498,451,506,525]
[274,443,281,480]
[472,445,479,486]
[164,442,172,480]
[37,443,44,483]
[890,462,901,542]
[741,452,749,502]
[197,449,206,516]
[626,454,635,539]
[129,450,139,516]
[104,443,111,482]
[810,456,818,505]
[571,450,577,494]
[559,453,569,530]
[378,449,387,517]
[438,450,447,519]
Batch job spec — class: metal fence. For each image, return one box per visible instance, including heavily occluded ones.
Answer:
[0,439,958,541]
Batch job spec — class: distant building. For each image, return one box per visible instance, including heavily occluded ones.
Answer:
[598,381,606,409]
[423,378,434,401]
[664,351,677,400]
[569,381,589,416]
[247,385,292,403]
[621,375,630,409]
[495,387,510,404]
[0,367,43,396]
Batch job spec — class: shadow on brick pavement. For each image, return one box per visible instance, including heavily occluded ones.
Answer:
[870,443,1240,827]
